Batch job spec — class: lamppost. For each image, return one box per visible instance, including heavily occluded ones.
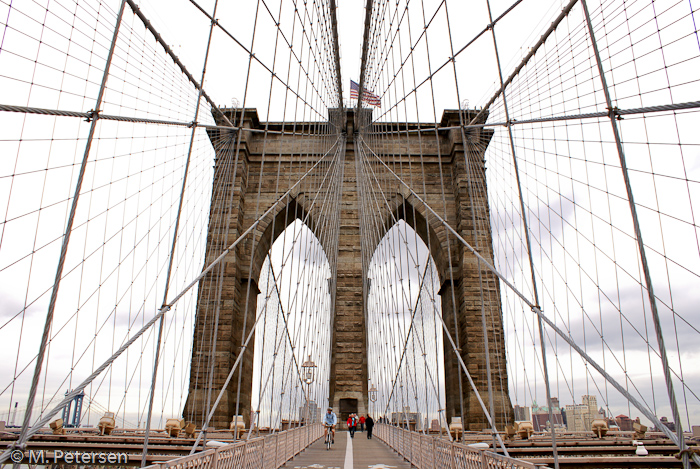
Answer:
[301,355,316,425]
[369,383,378,416]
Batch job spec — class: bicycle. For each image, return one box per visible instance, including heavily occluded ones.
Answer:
[324,425,333,450]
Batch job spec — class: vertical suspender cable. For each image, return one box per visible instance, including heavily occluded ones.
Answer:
[329,0,344,114]
[140,1,223,464]
[366,135,700,466]
[483,0,560,465]
[232,0,266,439]
[355,0,374,132]
[579,1,689,466]
[12,0,128,458]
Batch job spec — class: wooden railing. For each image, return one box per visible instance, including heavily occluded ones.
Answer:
[375,423,548,469]
[144,423,322,469]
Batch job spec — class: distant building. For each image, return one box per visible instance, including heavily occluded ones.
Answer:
[299,400,320,423]
[655,416,676,433]
[615,414,640,431]
[390,407,422,431]
[564,395,602,432]
[531,399,564,432]
[583,396,602,430]
[598,408,616,428]
[514,405,531,422]
[564,404,586,431]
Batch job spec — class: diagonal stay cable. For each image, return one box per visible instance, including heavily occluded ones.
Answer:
[125,0,233,128]
[0,134,342,464]
[186,0,334,125]
[188,136,344,451]
[377,259,449,438]
[360,135,700,468]
[360,136,533,306]
[468,0,580,127]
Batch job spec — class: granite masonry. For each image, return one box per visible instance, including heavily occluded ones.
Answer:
[183,108,514,432]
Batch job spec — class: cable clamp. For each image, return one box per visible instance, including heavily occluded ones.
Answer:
[85,109,101,122]
[675,447,700,459]
[7,441,27,455]
[608,106,622,120]
[189,121,198,128]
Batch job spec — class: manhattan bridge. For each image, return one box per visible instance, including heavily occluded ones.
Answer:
[0,0,699,467]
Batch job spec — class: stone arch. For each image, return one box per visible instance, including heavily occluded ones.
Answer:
[250,216,333,429]
[187,107,513,433]
[363,191,453,290]
[365,219,446,427]
[247,195,330,287]
[184,195,334,430]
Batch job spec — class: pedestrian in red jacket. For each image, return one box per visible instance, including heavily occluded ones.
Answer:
[347,413,357,437]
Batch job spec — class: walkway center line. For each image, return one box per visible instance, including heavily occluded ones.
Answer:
[344,431,353,469]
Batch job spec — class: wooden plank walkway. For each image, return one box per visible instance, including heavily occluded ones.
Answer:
[282,430,411,469]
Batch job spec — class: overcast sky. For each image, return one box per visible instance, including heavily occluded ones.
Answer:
[0,0,698,433]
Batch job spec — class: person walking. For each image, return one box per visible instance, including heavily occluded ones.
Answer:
[366,415,374,439]
[359,414,366,432]
[348,413,357,438]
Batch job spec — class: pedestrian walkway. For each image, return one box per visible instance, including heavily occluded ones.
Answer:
[282,430,411,469]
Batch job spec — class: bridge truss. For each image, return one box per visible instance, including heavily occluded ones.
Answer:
[0,0,698,467]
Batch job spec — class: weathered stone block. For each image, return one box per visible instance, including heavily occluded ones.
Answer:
[185,108,513,432]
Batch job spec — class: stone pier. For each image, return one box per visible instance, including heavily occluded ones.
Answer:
[183,108,513,431]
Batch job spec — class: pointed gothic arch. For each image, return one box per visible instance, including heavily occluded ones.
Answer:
[365,220,447,429]
[251,219,333,429]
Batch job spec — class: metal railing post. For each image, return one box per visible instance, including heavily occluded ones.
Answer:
[260,436,265,468]
[241,441,248,468]
[275,433,279,467]
[212,447,219,469]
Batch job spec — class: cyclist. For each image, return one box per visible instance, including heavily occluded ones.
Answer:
[323,407,337,444]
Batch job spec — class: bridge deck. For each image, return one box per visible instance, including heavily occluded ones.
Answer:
[283,430,410,469]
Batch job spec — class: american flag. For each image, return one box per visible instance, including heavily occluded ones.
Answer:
[350,80,381,107]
